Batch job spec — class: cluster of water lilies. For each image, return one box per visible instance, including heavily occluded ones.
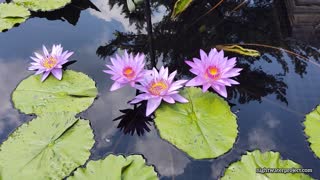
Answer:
[28,44,242,116]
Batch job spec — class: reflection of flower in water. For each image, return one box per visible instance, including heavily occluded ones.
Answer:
[113,102,153,136]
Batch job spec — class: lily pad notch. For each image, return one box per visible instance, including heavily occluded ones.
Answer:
[304,105,320,159]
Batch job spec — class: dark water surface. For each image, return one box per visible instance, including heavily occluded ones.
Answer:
[0,0,320,179]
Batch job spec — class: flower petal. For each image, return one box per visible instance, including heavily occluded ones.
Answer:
[41,71,50,82]
[146,97,162,116]
[163,96,175,104]
[51,68,63,80]
[171,94,188,103]
[110,82,126,91]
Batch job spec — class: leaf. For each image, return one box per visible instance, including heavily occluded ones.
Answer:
[12,70,98,115]
[216,45,261,57]
[13,0,72,12]
[0,112,94,180]
[221,150,313,180]
[171,0,193,19]
[68,154,158,180]
[304,105,320,159]
[0,3,30,32]
[154,87,238,159]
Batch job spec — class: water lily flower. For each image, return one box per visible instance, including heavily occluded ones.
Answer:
[131,66,188,116]
[103,51,146,91]
[28,44,73,82]
[185,48,242,97]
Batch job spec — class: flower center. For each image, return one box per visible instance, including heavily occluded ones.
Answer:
[149,81,168,96]
[43,56,58,69]
[206,66,220,80]
[123,67,135,79]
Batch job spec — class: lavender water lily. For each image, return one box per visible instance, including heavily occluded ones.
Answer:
[28,44,73,82]
[185,48,242,97]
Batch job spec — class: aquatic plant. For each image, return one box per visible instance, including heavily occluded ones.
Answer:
[104,50,146,91]
[28,44,73,82]
[131,66,188,116]
[185,48,242,97]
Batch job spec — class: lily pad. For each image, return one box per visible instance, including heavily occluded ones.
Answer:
[0,112,94,180]
[69,154,158,180]
[13,0,72,12]
[221,150,313,180]
[154,87,238,159]
[0,3,30,32]
[171,0,193,19]
[12,70,97,115]
[304,105,320,158]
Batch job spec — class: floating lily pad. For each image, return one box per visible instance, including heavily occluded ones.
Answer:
[0,3,30,32]
[69,154,158,180]
[304,105,320,159]
[154,87,238,159]
[0,112,94,180]
[221,150,313,180]
[12,70,97,115]
[171,0,193,19]
[13,0,72,12]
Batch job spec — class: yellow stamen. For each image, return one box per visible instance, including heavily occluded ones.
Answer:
[206,66,220,80]
[123,67,135,79]
[149,81,168,95]
[208,66,218,75]
[43,56,57,69]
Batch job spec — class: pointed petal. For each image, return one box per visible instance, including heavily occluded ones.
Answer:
[110,82,125,91]
[43,45,49,57]
[41,71,50,82]
[186,77,203,87]
[51,68,63,80]
[163,96,175,104]
[146,98,162,116]
[171,94,188,103]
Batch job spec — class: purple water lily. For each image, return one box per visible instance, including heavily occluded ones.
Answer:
[131,66,188,116]
[185,48,242,97]
[28,44,73,82]
[104,51,146,91]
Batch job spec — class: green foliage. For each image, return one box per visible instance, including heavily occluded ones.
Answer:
[12,70,97,115]
[221,150,313,180]
[0,3,30,32]
[69,154,158,180]
[171,0,193,19]
[13,0,72,11]
[0,112,94,180]
[155,87,238,159]
[304,105,320,159]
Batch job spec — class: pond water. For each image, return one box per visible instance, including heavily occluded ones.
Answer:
[0,0,320,179]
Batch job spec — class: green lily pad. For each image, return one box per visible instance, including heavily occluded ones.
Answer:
[13,0,72,12]
[304,105,320,158]
[69,154,158,180]
[0,3,30,32]
[12,70,97,115]
[221,150,313,180]
[171,0,193,19]
[0,112,94,180]
[154,87,238,159]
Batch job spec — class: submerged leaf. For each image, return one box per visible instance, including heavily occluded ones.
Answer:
[0,3,30,32]
[171,0,193,19]
[12,70,97,115]
[221,150,313,180]
[154,87,238,159]
[304,105,320,159]
[13,0,72,11]
[0,112,94,180]
[69,154,158,180]
[216,45,261,57]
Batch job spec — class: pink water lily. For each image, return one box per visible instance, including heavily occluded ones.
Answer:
[185,48,242,97]
[28,44,73,82]
[131,66,188,116]
[104,51,146,91]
